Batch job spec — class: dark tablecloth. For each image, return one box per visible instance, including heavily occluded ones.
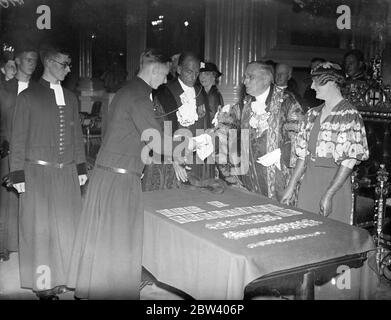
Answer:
[142,187,376,299]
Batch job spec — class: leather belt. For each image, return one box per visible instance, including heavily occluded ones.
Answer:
[26,159,75,169]
[96,164,141,177]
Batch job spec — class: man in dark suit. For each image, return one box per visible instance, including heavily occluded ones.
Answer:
[154,52,214,186]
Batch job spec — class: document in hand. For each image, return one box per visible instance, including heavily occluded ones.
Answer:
[192,133,214,161]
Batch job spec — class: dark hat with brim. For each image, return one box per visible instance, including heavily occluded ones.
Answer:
[200,62,222,77]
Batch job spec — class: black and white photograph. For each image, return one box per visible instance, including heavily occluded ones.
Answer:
[0,0,391,305]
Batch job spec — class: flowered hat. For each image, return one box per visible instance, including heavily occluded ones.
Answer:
[310,61,345,85]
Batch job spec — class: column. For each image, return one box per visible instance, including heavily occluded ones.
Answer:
[204,0,274,105]
[77,30,105,112]
[78,31,94,93]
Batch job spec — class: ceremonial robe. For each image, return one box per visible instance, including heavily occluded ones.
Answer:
[0,79,36,260]
[235,85,304,201]
[8,78,86,291]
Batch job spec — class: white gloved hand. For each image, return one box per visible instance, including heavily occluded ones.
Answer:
[192,133,214,161]
[13,182,25,193]
[78,174,88,186]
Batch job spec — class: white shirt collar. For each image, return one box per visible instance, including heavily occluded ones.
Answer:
[178,78,195,97]
[17,81,29,95]
[277,85,288,90]
[254,86,271,104]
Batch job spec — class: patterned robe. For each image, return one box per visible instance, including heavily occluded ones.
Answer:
[231,85,304,201]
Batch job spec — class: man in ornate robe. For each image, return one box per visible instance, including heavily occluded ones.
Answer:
[7,45,87,299]
[143,52,214,190]
[229,61,304,202]
[0,46,38,261]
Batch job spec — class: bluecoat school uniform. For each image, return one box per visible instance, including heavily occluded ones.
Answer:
[8,78,86,292]
[0,78,36,261]
[67,77,176,299]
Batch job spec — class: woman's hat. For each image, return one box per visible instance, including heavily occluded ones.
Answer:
[310,61,345,84]
[200,62,222,77]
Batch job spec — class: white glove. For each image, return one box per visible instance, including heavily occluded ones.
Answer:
[13,183,25,193]
[78,174,88,186]
[191,133,214,161]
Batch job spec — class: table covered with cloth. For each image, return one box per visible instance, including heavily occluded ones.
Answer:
[142,187,376,300]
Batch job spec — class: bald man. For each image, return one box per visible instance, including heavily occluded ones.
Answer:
[229,61,304,202]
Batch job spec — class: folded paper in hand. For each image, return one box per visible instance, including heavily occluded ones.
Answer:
[257,148,281,170]
[192,134,214,161]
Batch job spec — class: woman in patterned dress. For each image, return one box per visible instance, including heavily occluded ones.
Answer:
[281,62,369,224]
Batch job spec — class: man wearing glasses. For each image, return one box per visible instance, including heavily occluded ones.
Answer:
[0,43,38,262]
[6,45,87,299]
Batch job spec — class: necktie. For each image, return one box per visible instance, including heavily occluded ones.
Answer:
[50,83,66,106]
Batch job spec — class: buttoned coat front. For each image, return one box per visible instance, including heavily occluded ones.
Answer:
[8,78,86,291]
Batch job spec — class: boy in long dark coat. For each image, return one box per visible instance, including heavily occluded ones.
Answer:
[67,49,190,299]
[8,45,87,299]
[0,45,38,261]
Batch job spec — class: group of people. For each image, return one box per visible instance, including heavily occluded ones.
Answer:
[0,43,369,300]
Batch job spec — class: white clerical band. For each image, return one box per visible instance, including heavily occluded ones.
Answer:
[17,81,29,95]
[50,83,66,106]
